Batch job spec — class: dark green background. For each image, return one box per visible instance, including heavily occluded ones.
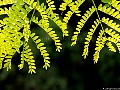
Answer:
[0,0,120,90]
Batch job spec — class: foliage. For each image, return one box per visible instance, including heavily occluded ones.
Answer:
[0,0,119,74]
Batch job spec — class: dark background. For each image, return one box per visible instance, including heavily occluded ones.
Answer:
[0,0,120,90]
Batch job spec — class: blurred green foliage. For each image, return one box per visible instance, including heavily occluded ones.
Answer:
[0,0,120,90]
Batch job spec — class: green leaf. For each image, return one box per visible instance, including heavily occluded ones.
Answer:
[101,0,111,4]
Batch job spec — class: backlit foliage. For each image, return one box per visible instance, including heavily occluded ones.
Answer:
[71,0,120,63]
[0,0,120,73]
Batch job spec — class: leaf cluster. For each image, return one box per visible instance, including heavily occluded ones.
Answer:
[0,0,120,73]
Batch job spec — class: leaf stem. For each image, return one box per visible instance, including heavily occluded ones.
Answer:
[91,0,106,37]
